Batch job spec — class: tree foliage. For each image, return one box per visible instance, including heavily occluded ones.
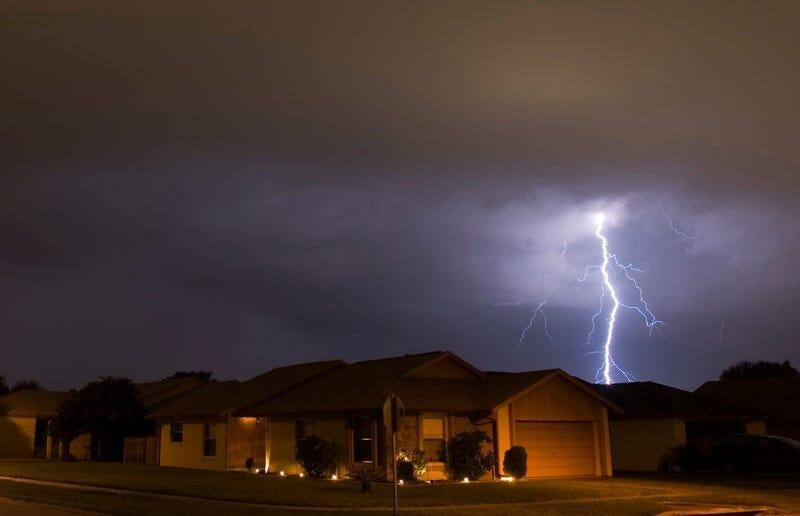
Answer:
[50,377,148,461]
[163,371,214,382]
[438,431,494,481]
[11,380,43,393]
[720,360,798,380]
[0,376,8,396]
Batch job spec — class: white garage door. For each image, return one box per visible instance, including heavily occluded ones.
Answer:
[514,421,596,477]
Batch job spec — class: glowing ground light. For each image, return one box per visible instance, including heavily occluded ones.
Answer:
[583,212,664,384]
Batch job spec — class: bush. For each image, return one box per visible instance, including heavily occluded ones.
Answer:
[295,436,335,477]
[244,457,254,472]
[438,431,494,481]
[397,448,427,479]
[503,446,527,478]
[396,460,415,482]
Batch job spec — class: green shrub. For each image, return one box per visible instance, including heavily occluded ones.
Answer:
[295,436,335,477]
[351,467,383,492]
[503,446,527,478]
[438,431,494,481]
[398,448,427,478]
[396,460,415,482]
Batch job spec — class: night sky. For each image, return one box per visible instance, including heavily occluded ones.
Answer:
[3,1,799,390]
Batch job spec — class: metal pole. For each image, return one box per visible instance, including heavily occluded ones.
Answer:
[392,396,398,516]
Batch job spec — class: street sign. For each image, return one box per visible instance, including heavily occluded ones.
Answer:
[382,394,405,433]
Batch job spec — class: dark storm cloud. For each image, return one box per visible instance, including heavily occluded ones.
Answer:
[1,1,799,388]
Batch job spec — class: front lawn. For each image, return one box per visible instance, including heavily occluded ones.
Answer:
[0,461,662,509]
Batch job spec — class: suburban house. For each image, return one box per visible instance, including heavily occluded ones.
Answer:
[150,360,344,471]
[696,376,800,441]
[0,389,90,460]
[0,377,205,460]
[153,351,619,479]
[589,381,765,471]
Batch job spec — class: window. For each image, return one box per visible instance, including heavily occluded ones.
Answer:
[353,417,374,463]
[203,423,217,457]
[295,419,312,444]
[170,423,184,443]
[422,417,445,460]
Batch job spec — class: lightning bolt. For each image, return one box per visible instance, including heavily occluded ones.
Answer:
[718,319,726,344]
[583,213,664,384]
[496,298,554,349]
[659,206,696,240]
[514,298,553,350]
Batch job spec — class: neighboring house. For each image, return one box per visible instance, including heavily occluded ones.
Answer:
[0,377,205,460]
[0,389,90,459]
[150,360,344,471]
[589,381,765,471]
[235,351,619,479]
[696,377,800,441]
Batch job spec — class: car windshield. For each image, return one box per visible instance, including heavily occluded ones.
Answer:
[773,436,800,450]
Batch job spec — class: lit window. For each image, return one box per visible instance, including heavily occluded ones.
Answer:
[170,423,183,443]
[353,417,374,463]
[203,423,217,457]
[422,417,444,460]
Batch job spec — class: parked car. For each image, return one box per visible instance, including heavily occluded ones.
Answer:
[711,434,800,477]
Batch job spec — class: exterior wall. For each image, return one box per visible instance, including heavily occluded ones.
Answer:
[265,416,347,476]
[506,375,613,476]
[159,420,227,470]
[0,416,36,457]
[608,418,685,471]
[227,417,266,471]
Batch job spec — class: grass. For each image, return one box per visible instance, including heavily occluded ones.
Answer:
[0,461,663,508]
[2,461,797,516]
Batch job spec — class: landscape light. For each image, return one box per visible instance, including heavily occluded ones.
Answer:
[500,476,514,482]
[299,472,304,478]
[255,468,261,474]
[279,470,285,477]
[398,479,404,485]
[462,477,469,483]
[331,474,338,480]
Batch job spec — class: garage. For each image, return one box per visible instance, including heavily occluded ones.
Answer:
[514,421,596,477]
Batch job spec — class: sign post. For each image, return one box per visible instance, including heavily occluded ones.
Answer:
[383,394,404,516]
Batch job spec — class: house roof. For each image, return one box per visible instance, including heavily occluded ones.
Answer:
[239,352,616,416]
[589,381,760,420]
[150,360,344,419]
[695,377,800,419]
[0,389,70,417]
[0,378,207,418]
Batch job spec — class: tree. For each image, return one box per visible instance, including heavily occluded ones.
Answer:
[50,377,148,461]
[438,431,495,481]
[295,436,335,477]
[49,398,84,459]
[163,371,213,382]
[720,360,798,380]
[0,376,8,396]
[11,380,43,393]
